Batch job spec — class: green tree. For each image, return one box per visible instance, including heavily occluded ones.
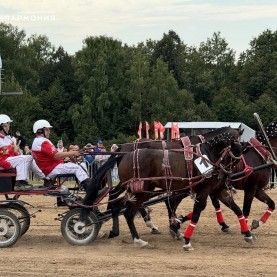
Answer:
[151,30,188,88]
[212,88,244,122]
[196,32,237,105]
[237,29,277,101]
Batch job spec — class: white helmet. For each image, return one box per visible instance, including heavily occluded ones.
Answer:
[33,119,52,133]
[0,114,13,125]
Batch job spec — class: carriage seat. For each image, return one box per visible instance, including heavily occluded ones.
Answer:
[0,168,16,176]
[0,168,16,193]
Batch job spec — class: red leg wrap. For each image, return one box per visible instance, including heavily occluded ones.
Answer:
[238,215,249,233]
[260,208,273,223]
[186,211,193,220]
[244,215,249,222]
[215,208,224,224]
[184,221,196,239]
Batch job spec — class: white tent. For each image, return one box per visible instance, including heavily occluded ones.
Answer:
[164,122,255,142]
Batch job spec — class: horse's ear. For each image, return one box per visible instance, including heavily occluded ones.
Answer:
[239,129,244,136]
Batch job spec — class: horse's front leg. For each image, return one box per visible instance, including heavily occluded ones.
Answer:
[183,189,209,251]
[209,194,231,233]
[217,189,254,243]
[250,190,275,230]
[124,204,149,247]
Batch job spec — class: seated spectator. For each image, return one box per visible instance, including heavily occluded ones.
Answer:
[94,146,109,167]
[84,143,95,164]
[31,120,92,191]
[111,144,118,152]
[68,144,88,173]
[15,131,27,155]
[24,145,32,155]
[110,144,119,183]
[94,140,104,153]
[57,140,67,152]
[0,114,46,191]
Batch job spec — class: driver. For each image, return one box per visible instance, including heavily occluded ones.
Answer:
[31,119,91,190]
[0,114,45,191]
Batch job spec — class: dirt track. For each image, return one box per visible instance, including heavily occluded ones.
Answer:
[0,189,277,277]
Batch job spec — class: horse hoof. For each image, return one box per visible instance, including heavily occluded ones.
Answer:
[183,242,194,251]
[222,227,232,233]
[134,238,149,248]
[244,236,254,244]
[169,229,183,240]
[251,219,260,230]
[151,228,161,234]
[101,230,119,239]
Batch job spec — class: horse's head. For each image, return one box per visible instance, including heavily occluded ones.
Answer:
[207,132,242,175]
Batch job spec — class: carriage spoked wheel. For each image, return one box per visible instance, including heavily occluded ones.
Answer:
[61,208,100,246]
[0,209,21,248]
[4,203,31,236]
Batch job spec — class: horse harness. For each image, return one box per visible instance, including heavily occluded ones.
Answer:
[234,137,272,186]
[127,135,240,196]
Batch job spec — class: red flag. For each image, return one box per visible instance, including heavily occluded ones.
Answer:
[145,121,150,139]
[174,123,180,139]
[159,122,165,139]
[137,121,142,139]
[154,121,161,140]
[171,122,180,140]
[171,122,175,140]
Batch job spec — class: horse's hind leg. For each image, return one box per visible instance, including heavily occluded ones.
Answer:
[124,205,148,247]
[251,190,275,230]
[138,206,160,234]
[209,195,231,233]
[104,185,125,238]
[166,194,184,240]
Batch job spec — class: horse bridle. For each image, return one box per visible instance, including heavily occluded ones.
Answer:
[216,142,242,174]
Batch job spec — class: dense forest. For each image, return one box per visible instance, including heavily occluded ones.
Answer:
[0,22,277,147]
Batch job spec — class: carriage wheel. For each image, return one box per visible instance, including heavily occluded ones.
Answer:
[0,209,21,248]
[5,203,30,236]
[61,208,100,246]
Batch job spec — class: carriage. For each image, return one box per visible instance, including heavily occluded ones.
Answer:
[0,170,88,247]
[0,167,180,247]
[0,114,276,250]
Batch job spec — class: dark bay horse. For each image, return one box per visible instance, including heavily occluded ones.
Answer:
[106,127,243,237]
[178,121,277,237]
[81,133,252,250]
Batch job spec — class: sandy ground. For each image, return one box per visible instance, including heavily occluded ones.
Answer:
[0,188,277,277]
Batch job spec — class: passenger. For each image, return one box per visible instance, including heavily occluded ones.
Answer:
[0,114,45,191]
[31,120,91,191]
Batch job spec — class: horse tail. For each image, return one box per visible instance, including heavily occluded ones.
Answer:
[80,155,123,221]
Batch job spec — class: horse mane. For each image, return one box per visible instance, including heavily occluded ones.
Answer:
[203,126,231,134]
[207,132,237,149]
[256,121,277,144]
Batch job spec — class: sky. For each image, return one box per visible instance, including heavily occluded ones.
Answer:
[1,0,277,56]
